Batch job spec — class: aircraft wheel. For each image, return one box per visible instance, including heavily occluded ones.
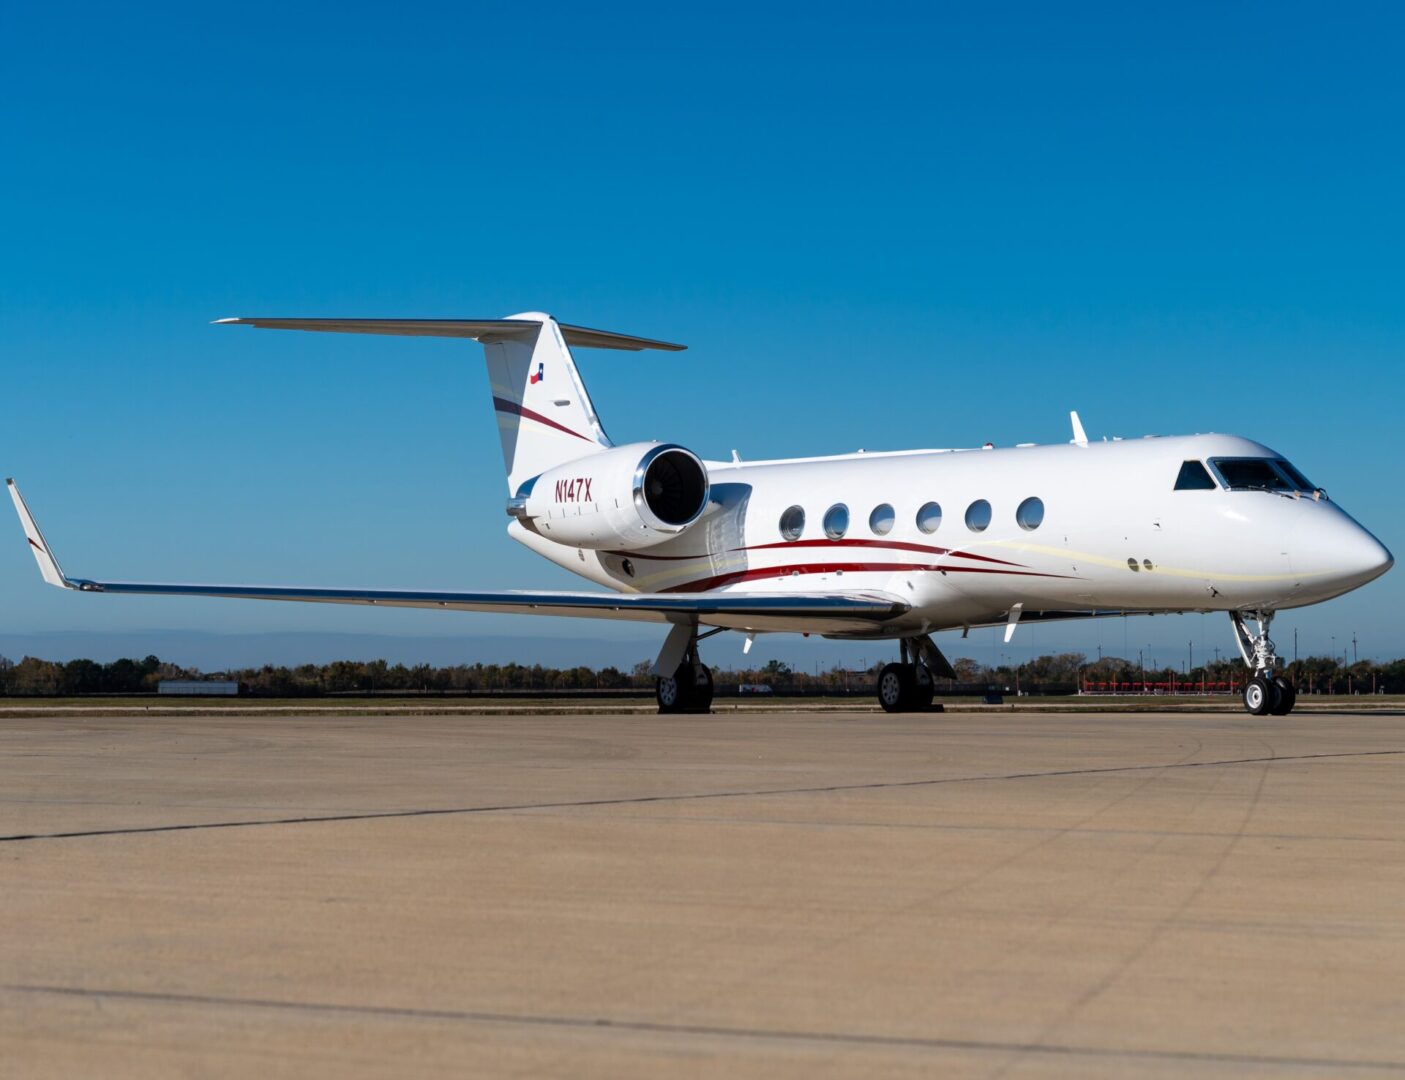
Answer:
[1243,675,1275,716]
[1269,676,1296,716]
[911,664,935,710]
[690,664,714,714]
[656,673,685,714]
[877,663,913,713]
[657,663,713,714]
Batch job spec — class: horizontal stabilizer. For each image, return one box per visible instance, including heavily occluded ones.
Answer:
[215,317,686,352]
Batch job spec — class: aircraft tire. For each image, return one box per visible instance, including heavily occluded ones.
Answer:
[1269,676,1296,716]
[656,673,685,714]
[1243,675,1275,716]
[689,664,714,714]
[911,664,935,710]
[656,663,713,714]
[878,663,913,713]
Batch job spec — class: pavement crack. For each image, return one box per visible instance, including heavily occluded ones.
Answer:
[3,749,1401,845]
[6,983,1405,1071]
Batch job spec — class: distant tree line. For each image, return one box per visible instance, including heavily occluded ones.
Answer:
[1,652,1402,697]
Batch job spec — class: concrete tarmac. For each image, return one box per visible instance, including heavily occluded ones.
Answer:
[3,709,1405,1078]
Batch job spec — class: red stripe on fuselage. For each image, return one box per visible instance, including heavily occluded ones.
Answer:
[492,397,593,443]
[739,538,1026,566]
[619,539,1029,566]
[662,561,1074,593]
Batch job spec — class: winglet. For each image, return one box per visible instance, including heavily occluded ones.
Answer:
[7,480,74,589]
[1070,411,1089,448]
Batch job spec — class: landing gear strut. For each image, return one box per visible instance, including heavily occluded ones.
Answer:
[1230,611,1296,716]
[653,623,714,714]
[876,636,949,713]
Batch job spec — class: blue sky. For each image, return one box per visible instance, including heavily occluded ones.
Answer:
[2,2,1402,670]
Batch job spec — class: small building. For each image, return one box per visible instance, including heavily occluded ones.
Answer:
[158,679,241,696]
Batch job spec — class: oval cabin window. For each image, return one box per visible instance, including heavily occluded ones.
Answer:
[916,502,942,534]
[823,503,850,540]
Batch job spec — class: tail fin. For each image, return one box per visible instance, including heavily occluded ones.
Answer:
[215,311,686,495]
[484,312,612,493]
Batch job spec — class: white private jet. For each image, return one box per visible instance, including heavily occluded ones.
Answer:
[8,313,1394,715]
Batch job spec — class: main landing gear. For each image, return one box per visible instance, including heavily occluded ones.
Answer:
[1230,611,1296,716]
[653,623,715,714]
[656,659,714,714]
[876,636,954,713]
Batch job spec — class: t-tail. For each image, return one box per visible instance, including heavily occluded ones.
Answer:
[212,311,686,493]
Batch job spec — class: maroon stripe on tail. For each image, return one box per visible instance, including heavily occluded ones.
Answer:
[492,397,594,443]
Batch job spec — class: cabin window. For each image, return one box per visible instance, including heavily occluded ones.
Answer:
[1174,460,1217,491]
[779,505,805,541]
[965,499,991,532]
[823,503,850,540]
[916,501,942,534]
[1211,458,1292,492]
[869,503,895,536]
[1016,497,1044,531]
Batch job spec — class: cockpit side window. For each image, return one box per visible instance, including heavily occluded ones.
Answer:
[1174,460,1218,491]
[1211,458,1292,492]
[1274,459,1317,492]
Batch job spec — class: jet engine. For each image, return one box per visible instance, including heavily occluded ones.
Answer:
[509,442,710,551]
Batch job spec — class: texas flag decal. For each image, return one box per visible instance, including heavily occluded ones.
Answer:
[529,361,544,385]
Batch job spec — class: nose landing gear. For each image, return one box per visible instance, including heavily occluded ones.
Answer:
[1231,611,1296,716]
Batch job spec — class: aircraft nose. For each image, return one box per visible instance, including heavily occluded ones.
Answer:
[1336,524,1393,588]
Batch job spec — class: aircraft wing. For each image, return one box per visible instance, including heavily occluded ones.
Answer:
[7,481,906,633]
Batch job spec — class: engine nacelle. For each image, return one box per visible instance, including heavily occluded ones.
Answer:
[509,442,710,550]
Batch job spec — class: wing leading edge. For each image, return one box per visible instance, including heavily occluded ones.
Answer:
[6,481,907,633]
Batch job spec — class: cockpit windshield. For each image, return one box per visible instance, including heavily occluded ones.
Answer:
[1210,457,1318,494]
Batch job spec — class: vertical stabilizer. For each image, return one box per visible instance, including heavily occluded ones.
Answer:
[483,312,612,493]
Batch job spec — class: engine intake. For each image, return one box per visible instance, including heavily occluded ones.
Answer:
[513,442,710,550]
[635,444,709,530]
